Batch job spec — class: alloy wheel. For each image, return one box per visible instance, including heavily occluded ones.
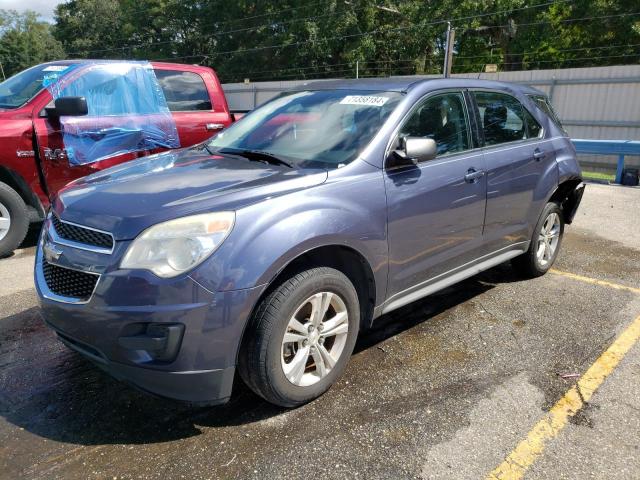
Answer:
[536,212,561,267]
[281,291,349,387]
[0,202,11,242]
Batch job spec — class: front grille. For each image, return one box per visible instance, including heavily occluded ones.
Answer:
[42,258,99,301]
[52,215,113,250]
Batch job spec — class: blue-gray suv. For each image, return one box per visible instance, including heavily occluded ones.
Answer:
[35,78,584,407]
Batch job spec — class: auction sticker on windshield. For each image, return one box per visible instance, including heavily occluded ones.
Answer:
[42,66,70,72]
[42,66,72,87]
[340,95,389,107]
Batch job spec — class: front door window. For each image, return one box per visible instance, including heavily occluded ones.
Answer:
[399,92,471,157]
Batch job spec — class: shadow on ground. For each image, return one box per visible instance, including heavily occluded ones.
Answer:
[0,223,42,260]
[21,223,42,249]
[0,265,516,447]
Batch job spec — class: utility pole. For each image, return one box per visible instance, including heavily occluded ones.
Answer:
[356,60,359,79]
[443,22,455,78]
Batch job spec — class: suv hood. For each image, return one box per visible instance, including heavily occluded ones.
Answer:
[53,145,328,240]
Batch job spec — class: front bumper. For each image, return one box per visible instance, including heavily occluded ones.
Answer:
[48,319,235,404]
[35,220,265,404]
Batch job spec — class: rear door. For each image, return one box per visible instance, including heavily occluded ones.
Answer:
[384,90,487,302]
[471,90,556,253]
[153,67,232,145]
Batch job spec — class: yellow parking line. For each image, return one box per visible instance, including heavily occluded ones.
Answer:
[550,269,640,295]
[486,312,640,480]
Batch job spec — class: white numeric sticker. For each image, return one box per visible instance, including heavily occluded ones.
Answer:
[340,95,389,107]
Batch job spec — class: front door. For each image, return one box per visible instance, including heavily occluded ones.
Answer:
[32,111,149,196]
[385,91,487,302]
[32,63,180,195]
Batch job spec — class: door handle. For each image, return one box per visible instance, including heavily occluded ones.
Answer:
[464,168,485,183]
[206,123,225,131]
[533,148,546,161]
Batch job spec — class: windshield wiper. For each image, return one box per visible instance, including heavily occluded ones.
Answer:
[204,144,218,156]
[220,149,293,168]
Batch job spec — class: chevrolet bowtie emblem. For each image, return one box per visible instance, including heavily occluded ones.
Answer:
[43,242,63,263]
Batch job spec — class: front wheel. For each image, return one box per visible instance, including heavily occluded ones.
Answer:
[512,202,564,278]
[0,182,29,258]
[238,267,360,407]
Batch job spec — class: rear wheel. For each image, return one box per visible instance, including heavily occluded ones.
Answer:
[512,202,564,278]
[0,182,29,258]
[238,267,359,407]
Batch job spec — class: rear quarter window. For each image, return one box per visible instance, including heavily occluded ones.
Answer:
[529,95,567,135]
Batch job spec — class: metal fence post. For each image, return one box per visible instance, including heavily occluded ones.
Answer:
[616,154,625,184]
[548,77,557,103]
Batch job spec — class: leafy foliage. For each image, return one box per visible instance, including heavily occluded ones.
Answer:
[1,1,639,81]
[0,10,64,78]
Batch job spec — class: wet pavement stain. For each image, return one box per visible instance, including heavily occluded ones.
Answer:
[1,229,639,479]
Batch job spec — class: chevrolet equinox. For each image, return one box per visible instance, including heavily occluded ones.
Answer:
[35,78,584,407]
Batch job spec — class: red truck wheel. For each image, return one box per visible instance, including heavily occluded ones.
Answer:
[0,182,29,258]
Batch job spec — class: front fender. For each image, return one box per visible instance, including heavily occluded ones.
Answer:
[189,164,388,304]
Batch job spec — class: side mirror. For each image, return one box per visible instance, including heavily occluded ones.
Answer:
[391,137,437,166]
[47,97,89,118]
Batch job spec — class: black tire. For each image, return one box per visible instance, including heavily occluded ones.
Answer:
[238,267,360,407]
[512,201,564,278]
[0,182,30,258]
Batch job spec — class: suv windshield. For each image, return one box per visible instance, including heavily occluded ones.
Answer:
[208,89,403,168]
[0,63,76,109]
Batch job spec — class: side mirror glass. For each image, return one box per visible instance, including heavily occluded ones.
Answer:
[47,97,89,118]
[392,136,437,165]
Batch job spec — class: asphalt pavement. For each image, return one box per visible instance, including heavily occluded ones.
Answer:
[0,183,638,479]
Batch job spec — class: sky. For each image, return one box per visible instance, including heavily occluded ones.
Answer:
[0,0,64,22]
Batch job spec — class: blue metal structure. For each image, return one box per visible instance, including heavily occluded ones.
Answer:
[571,139,640,183]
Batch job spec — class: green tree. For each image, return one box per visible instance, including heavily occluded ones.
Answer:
[0,10,65,78]
[39,0,640,82]
[453,0,640,73]
[53,0,125,59]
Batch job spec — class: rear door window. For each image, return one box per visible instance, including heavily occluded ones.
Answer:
[154,70,212,112]
[522,107,543,138]
[473,91,541,146]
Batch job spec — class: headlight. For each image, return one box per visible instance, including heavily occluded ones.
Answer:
[121,212,235,278]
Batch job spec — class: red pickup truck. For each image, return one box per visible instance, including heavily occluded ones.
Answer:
[0,60,234,256]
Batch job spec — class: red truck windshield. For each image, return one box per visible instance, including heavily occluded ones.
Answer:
[0,63,76,109]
